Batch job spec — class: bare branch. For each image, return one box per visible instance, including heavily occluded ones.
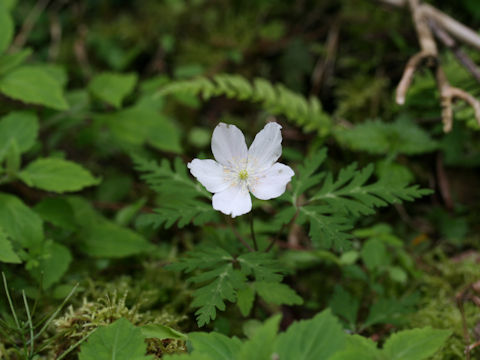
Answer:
[422,4,480,51]
[396,51,433,104]
[428,19,480,84]
[436,66,480,132]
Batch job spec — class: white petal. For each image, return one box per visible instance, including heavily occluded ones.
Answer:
[248,122,283,172]
[187,159,229,193]
[211,123,248,168]
[212,185,252,217]
[249,163,294,200]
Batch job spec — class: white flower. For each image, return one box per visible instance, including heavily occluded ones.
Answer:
[187,122,294,217]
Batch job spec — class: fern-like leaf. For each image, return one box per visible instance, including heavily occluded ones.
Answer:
[282,149,432,250]
[133,156,219,228]
[167,247,298,326]
[156,74,331,135]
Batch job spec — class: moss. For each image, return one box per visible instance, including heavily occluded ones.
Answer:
[408,250,480,359]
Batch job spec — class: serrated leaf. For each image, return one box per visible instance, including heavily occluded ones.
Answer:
[89,72,137,108]
[255,281,303,306]
[0,226,21,263]
[0,192,43,248]
[192,265,245,327]
[0,4,13,54]
[238,315,281,360]
[274,309,346,360]
[81,221,152,258]
[78,318,151,360]
[237,252,285,282]
[0,66,69,110]
[19,158,101,193]
[382,327,451,360]
[237,286,255,317]
[330,335,380,360]
[0,111,38,161]
[140,324,187,340]
[187,332,242,360]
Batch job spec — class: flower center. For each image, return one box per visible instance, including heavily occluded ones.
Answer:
[238,169,248,180]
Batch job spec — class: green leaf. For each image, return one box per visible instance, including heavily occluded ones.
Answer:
[238,315,281,360]
[328,286,359,329]
[188,332,242,360]
[361,238,388,271]
[237,252,285,282]
[0,66,69,110]
[382,327,451,360]
[335,117,438,155]
[274,309,347,360]
[134,156,217,229]
[255,281,303,306]
[0,49,32,75]
[34,197,77,230]
[89,72,137,108]
[19,158,101,193]
[99,105,182,153]
[30,241,72,288]
[191,264,245,327]
[330,335,380,360]
[140,324,187,340]
[363,296,417,328]
[81,221,152,258]
[0,192,43,248]
[237,286,255,317]
[0,111,38,161]
[78,318,151,360]
[0,5,14,54]
[0,226,21,263]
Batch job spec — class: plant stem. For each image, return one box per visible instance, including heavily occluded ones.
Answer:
[22,291,34,356]
[227,217,254,252]
[2,273,21,330]
[250,213,258,251]
[56,329,97,360]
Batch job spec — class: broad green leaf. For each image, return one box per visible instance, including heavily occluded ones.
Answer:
[237,286,255,317]
[0,49,32,75]
[78,318,151,360]
[30,241,72,288]
[188,332,242,360]
[0,111,38,161]
[89,72,137,108]
[238,315,281,360]
[0,226,21,263]
[361,238,388,271]
[0,192,43,248]
[330,335,380,360]
[81,221,151,258]
[0,66,69,110]
[19,158,101,193]
[382,327,451,360]
[3,0,17,10]
[274,309,346,360]
[34,197,77,230]
[140,324,187,340]
[99,105,182,153]
[0,5,13,54]
[255,281,303,306]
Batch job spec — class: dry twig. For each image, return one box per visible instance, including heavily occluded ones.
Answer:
[379,0,480,132]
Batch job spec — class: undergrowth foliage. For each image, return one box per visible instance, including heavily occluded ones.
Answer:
[156,74,332,135]
[2,0,473,358]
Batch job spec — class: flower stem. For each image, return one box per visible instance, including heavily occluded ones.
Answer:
[250,213,258,251]
[227,217,254,252]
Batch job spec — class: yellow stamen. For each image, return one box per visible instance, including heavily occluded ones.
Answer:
[238,170,248,180]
